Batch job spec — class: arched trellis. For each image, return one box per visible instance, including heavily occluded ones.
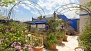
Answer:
[8,1,46,19]
[55,3,91,16]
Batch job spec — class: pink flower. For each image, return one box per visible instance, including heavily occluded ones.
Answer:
[14,46,21,49]
[11,42,17,47]
[25,44,30,47]
[28,47,33,51]
[13,42,17,44]
[20,49,23,51]
[18,42,21,45]
[10,28,14,31]
[5,29,9,32]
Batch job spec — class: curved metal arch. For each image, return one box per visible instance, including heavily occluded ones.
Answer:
[55,3,78,12]
[30,0,46,16]
[55,3,91,16]
[19,2,42,16]
[57,6,90,15]
[58,9,90,16]
[57,6,79,14]
[55,3,91,12]
[58,9,79,15]
[8,1,46,19]
[8,1,21,19]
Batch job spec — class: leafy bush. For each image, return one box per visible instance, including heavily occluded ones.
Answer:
[79,24,91,51]
[47,33,58,47]
[0,22,33,51]
[56,29,65,38]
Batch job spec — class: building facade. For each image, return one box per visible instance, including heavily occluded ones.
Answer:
[79,0,91,34]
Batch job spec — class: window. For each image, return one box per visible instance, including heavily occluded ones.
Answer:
[37,24,45,28]
[31,24,36,28]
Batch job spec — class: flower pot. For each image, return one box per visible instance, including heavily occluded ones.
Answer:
[33,47,43,51]
[49,44,56,50]
[58,38,63,44]
[63,35,68,41]
[67,32,71,35]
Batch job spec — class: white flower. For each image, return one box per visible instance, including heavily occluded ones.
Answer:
[28,34,31,37]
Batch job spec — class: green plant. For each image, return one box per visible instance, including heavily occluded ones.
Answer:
[56,32,65,38]
[0,22,32,51]
[56,29,65,38]
[47,19,59,33]
[0,0,16,7]
[47,33,58,47]
[79,1,91,50]
[33,34,43,47]
[33,28,43,47]
[79,24,91,51]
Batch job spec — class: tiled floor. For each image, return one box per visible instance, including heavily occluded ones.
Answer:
[44,36,78,51]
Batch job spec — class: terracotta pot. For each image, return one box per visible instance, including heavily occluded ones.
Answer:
[49,44,56,50]
[67,32,71,35]
[63,35,68,41]
[33,47,43,51]
[58,38,63,44]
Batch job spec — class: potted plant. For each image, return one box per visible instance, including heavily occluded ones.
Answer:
[56,29,65,44]
[66,30,71,35]
[33,28,43,51]
[63,35,68,42]
[33,34,43,51]
[47,33,58,50]
[60,29,68,42]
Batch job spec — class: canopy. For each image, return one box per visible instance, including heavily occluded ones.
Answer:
[57,14,68,21]
[26,20,48,24]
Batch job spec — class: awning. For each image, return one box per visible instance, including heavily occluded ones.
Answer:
[57,14,68,21]
[25,20,48,24]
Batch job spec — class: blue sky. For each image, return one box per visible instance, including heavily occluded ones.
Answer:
[0,0,80,21]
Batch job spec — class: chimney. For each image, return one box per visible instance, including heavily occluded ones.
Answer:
[39,16,42,20]
[32,17,33,21]
[53,11,56,19]
[43,16,45,18]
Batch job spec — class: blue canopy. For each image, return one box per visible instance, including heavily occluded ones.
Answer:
[67,19,79,31]
[26,20,48,24]
[39,20,48,22]
[57,15,68,21]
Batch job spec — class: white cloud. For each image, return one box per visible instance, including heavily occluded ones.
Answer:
[37,0,79,18]
[37,0,72,14]
[70,0,78,3]
[19,3,30,10]
[64,10,79,18]
[31,11,40,16]
[22,1,38,9]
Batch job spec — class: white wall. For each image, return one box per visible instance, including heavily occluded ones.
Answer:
[79,16,90,34]
[80,0,90,5]
[37,24,45,28]
[79,0,91,34]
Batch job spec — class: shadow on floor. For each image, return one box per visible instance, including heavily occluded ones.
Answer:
[46,49,58,51]
[58,43,65,47]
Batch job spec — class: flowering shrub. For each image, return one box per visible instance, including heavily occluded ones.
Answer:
[0,22,33,51]
[10,41,33,51]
